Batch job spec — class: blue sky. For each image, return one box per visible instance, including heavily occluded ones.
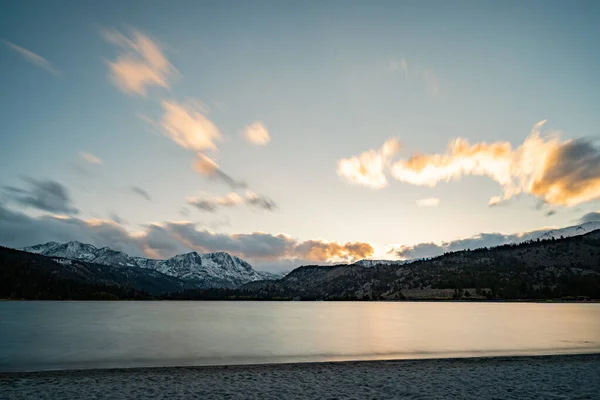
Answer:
[1,1,599,270]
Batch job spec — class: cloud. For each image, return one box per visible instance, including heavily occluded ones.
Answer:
[0,205,139,256]
[416,197,440,207]
[155,102,246,189]
[337,138,400,188]
[3,40,60,75]
[488,196,503,207]
[293,240,374,262]
[160,100,221,152]
[579,211,600,224]
[165,222,373,263]
[245,192,277,211]
[390,228,553,260]
[243,121,270,145]
[103,29,176,95]
[0,205,372,272]
[187,191,276,213]
[340,121,600,207]
[193,154,247,189]
[79,152,102,165]
[131,186,151,201]
[109,212,126,225]
[3,178,78,214]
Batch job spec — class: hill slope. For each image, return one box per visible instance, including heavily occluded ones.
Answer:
[0,247,153,299]
[242,230,600,300]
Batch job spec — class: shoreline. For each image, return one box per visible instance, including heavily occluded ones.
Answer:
[2,298,600,302]
[3,354,600,399]
[1,352,598,375]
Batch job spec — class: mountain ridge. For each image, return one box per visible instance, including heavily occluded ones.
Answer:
[240,229,600,301]
[21,241,279,289]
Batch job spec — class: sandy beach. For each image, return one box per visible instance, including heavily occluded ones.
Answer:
[1,354,599,399]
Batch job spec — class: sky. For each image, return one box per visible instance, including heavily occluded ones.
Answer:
[1,0,599,271]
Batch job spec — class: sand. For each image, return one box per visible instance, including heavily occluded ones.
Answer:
[1,354,599,399]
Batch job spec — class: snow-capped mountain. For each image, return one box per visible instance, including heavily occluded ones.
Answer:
[535,221,600,241]
[21,241,279,289]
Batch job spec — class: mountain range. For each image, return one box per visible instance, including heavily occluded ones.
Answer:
[21,241,280,289]
[3,221,600,300]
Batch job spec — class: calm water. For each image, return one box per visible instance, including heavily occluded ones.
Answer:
[1,301,599,372]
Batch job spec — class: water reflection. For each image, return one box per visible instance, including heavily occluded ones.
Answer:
[0,301,599,371]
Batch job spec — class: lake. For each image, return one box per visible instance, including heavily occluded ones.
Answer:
[1,301,599,372]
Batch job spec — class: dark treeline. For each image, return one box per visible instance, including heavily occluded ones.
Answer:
[0,247,151,300]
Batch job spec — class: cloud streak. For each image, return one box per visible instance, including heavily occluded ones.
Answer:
[193,154,247,189]
[3,178,78,214]
[131,186,151,201]
[3,40,60,75]
[187,191,276,213]
[79,152,102,165]
[339,121,600,207]
[103,29,176,96]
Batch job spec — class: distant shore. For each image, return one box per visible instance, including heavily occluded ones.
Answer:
[2,354,599,399]
[2,297,599,302]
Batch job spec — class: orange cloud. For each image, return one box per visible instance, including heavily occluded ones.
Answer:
[187,192,244,212]
[340,121,600,207]
[337,138,400,188]
[160,100,221,152]
[243,121,270,145]
[192,154,246,189]
[294,240,374,262]
[193,154,219,176]
[104,29,176,96]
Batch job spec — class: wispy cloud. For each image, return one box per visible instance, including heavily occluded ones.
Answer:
[131,186,151,201]
[416,197,440,207]
[187,191,276,213]
[339,121,600,207]
[3,178,77,214]
[79,152,102,165]
[243,121,270,146]
[193,154,247,189]
[3,40,60,75]
[103,29,176,96]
